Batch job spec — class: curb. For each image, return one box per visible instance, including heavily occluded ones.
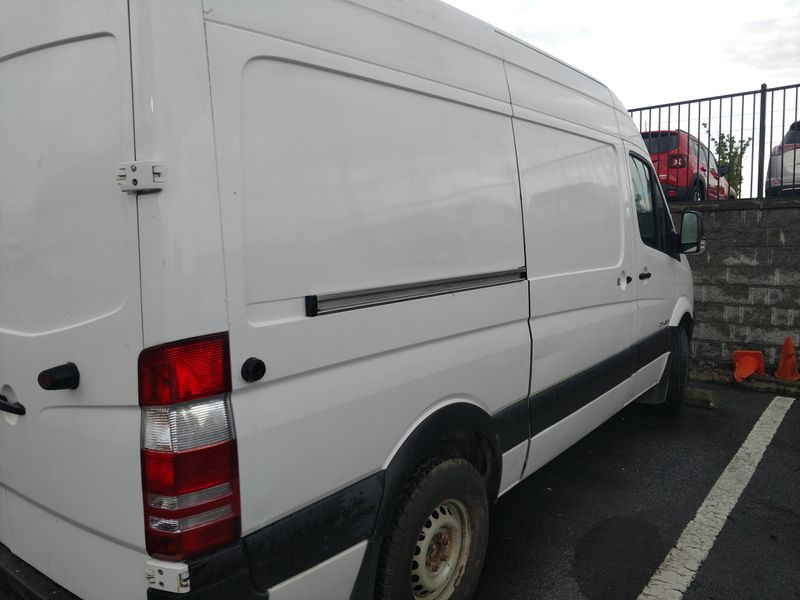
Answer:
[690,366,800,397]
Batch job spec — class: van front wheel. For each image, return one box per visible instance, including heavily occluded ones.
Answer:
[376,458,489,600]
[660,327,689,413]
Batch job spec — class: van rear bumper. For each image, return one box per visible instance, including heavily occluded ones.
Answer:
[0,542,79,600]
[0,540,256,600]
[147,543,258,600]
[1,470,384,600]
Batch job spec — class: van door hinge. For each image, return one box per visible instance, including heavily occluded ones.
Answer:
[145,558,190,594]
[117,160,164,193]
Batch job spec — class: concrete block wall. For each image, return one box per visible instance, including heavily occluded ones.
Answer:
[671,198,800,369]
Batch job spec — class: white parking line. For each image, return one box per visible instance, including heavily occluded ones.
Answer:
[637,395,795,600]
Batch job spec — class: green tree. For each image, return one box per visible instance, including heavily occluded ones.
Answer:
[702,123,752,197]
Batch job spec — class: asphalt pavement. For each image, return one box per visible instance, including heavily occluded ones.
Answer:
[474,384,799,600]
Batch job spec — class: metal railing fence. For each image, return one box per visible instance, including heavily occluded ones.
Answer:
[629,83,799,200]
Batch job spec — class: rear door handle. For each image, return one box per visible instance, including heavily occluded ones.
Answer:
[0,394,25,416]
[639,272,652,280]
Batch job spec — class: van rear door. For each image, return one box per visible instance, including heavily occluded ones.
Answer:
[0,3,146,599]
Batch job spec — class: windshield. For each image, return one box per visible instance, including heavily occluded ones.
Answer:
[642,132,679,155]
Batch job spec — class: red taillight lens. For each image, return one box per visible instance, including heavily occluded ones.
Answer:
[143,441,238,496]
[139,333,240,561]
[139,334,231,406]
[668,154,687,168]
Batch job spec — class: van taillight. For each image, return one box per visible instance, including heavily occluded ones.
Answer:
[139,333,240,560]
[668,154,687,168]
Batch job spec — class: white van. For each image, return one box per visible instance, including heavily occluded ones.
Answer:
[0,2,704,599]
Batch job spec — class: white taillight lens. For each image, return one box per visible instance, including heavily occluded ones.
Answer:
[148,482,235,511]
[149,505,235,534]
[142,397,233,452]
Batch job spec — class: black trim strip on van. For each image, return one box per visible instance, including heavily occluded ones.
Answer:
[494,398,531,452]
[305,268,527,317]
[529,327,673,437]
[491,328,674,451]
[0,542,80,600]
[243,472,384,592]
[638,326,673,368]
[529,347,638,437]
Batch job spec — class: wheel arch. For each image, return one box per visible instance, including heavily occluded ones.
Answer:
[380,401,502,504]
[350,401,502,599]
[670,299,694,341]
[692,174,707,193]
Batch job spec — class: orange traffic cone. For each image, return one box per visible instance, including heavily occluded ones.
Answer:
[733,350,765,383]
[775,337,800,381]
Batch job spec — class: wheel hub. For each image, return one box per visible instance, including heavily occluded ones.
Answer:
[426,530,452,572]
[411,500,471,599]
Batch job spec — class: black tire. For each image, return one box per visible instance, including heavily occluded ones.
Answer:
[659,327,689,413]
[691,182,705,203]
[376,458,489,600]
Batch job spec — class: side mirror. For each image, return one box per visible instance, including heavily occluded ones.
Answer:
[717,164,731,177]
[680,211,705,254]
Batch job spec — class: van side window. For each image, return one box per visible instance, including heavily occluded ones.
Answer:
[689,138,699,158]
[629,155,672,254]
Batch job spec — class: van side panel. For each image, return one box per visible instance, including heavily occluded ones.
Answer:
[129,0,229,347]
[239,59,520,303]
[203,2,531,560]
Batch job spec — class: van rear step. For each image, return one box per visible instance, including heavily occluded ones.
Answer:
[0,543,78,600]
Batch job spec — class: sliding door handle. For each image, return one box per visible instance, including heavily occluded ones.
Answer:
[639,272,652,280]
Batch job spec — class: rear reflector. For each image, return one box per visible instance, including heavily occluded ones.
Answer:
[139,333,240,561]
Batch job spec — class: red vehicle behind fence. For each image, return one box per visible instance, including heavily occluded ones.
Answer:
[641,130,734,202]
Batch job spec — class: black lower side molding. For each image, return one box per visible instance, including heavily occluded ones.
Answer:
[244,472,384,592]
[0,543,80,600]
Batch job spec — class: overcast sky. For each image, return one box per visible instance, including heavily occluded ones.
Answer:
[442,0,800,110]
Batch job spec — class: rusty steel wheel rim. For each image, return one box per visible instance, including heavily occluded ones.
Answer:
[410,499,471,599]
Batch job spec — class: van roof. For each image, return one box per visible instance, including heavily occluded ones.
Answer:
[348,0,616,109]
